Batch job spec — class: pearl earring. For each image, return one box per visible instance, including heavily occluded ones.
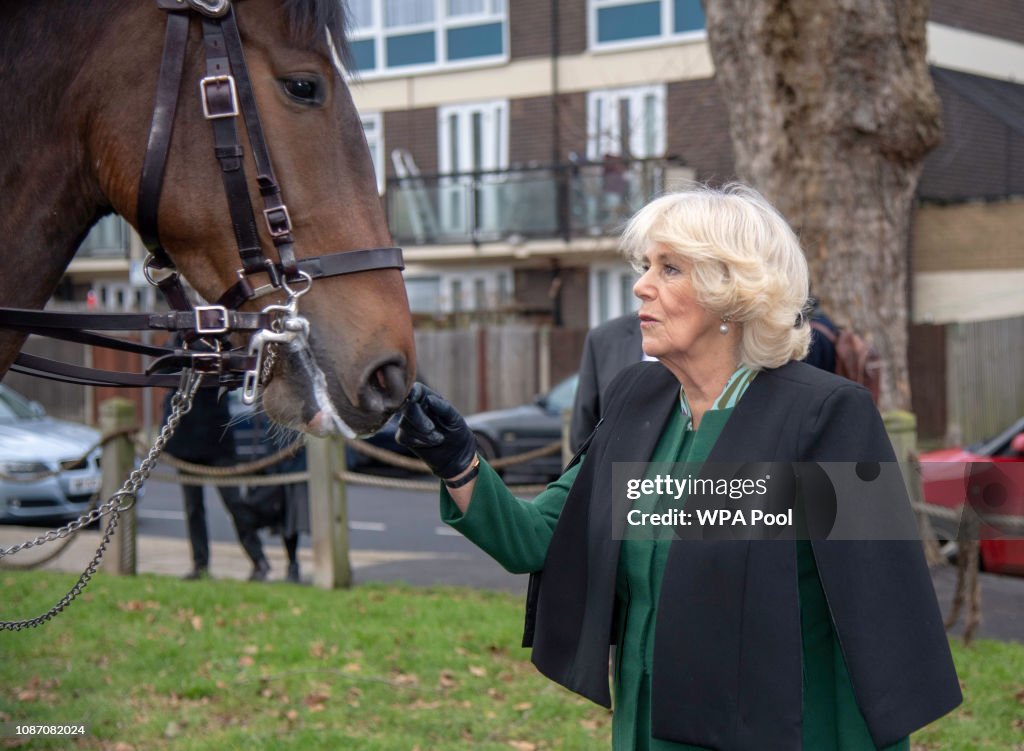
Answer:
[719,315,732,335]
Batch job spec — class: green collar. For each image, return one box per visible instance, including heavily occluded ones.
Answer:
[678,365,758,431]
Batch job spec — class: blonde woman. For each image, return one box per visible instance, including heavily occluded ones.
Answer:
[397,184,960,750]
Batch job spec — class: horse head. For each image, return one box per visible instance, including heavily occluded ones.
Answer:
[60,0,415,435]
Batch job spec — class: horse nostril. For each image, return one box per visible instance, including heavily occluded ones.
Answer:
[359,359,409,414]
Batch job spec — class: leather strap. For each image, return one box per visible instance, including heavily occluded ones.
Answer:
[296,247,405,279]
[10,353,219,389]
[220,7,299,277]
[0,308,269,333]
[136,11,190,267]
[201,16,264,273]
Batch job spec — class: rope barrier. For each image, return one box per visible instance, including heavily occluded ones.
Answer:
[335,470,550,496]
[340,436,428,472]
[337,435,562,471]
[148,470,309,487]
[911,500,1024,531]
[136,436,306,476]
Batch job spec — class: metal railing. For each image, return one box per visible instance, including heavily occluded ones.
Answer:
[385,157,688,246]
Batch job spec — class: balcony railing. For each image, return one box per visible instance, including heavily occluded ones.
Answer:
[385,157,688,246]
[75,215,131,260]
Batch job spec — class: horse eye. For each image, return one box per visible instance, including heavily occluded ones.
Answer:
[282,78,321,104]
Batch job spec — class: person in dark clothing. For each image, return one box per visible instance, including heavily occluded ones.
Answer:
[242,448,309,584]
[804,299,838,373]
[162,378,270,581]
[235,407,310,584]
[570,313,645,452]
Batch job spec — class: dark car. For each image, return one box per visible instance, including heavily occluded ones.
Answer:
[919,416,1024,576]
[466,374,578,483]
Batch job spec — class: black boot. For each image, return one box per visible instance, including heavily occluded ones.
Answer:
[286,561,301,584]
[248,558,271,582]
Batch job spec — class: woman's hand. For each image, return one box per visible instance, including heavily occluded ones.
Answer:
[395,383,478,481]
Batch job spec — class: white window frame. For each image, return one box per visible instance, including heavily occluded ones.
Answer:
[406,268,512,313]
[348,0,508,79]
[360,113,385,194]
[437,100,509,236]
[588,0,706,53]
[586,84,667,161]
[437,100,508,175]
[589,263,641,328]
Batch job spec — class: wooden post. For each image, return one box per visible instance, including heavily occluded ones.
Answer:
[884,410,944,566]
[306,435,351,589]
[537,325,551,395]
[100,398,137,576]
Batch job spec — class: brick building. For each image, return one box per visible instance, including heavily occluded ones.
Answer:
[342,0,1024,334]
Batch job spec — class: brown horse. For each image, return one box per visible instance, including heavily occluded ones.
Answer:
[0,0,415,436]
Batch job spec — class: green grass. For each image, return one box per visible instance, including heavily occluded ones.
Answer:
[0,572,1020,750]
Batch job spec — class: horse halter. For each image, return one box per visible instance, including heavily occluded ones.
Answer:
[0,0,403,401]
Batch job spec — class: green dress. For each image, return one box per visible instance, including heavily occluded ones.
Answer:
[441,367,909,751]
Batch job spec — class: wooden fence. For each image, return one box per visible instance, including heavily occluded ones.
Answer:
[414,325,586,415]
[944,315,1024,446]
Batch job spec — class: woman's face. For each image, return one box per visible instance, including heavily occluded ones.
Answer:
[634,244,722,361]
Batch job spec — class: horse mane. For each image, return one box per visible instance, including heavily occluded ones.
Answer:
[283,0,353,66]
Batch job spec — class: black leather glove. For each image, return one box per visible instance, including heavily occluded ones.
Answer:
[395,383,477,480]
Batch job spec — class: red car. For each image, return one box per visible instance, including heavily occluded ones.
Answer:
[919,417,1024,575]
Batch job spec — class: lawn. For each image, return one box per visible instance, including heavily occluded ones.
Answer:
[0,572,1020,750]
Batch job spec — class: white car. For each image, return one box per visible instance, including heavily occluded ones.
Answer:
[0,385,103,524]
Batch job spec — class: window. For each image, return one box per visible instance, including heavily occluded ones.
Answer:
[450,278,464,312]
[360,113,384,194]
[406,276,442,313]
[77,215,130,259]
[590,0,705,50]
[590,263,640,327]
[437,100,508,235]
[474,278,487,309]
[405,269,511,313]
[587,85,666,160]
[349,0,506,76]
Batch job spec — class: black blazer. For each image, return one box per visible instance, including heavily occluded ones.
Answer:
[524,360,961,751]
[570,314,644,451]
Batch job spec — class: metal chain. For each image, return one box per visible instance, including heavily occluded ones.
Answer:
[0,372,201,631]
[261,343,277,383]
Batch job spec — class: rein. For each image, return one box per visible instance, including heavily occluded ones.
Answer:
[0,0,403,402]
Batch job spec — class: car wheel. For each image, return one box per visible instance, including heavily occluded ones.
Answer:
[473,433,502,478]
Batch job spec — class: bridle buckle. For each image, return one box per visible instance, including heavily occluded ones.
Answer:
[188,351,223,373]
[194,305,229,334]
[264,205,292,238]
[200,75,239,120]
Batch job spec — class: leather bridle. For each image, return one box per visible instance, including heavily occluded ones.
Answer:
[0,0,403,400]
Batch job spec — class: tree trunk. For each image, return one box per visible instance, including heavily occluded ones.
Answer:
[703,0,942,411]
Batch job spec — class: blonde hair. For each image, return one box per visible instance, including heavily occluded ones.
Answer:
[621,183,811,369]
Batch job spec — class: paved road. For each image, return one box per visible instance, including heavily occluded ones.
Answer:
[134,472,528,593]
